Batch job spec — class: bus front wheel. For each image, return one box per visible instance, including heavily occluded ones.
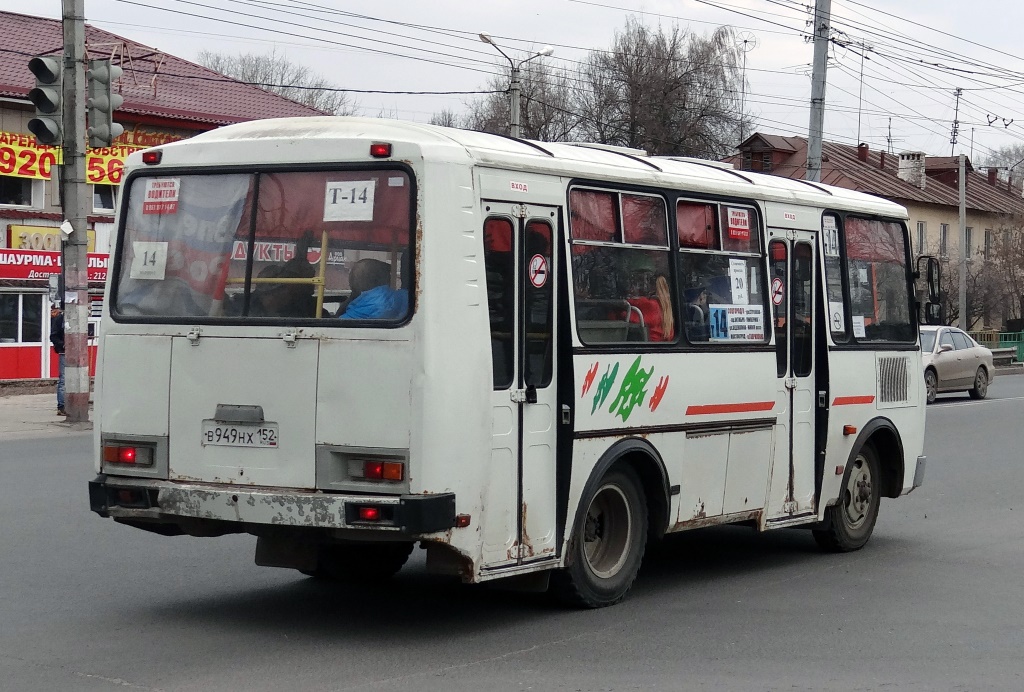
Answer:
[813,444,881,552]
[553,467,647,608]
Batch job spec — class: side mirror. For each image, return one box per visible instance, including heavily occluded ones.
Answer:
[939,343,954,353]
[924,301,943,325]
[916,255,941,303]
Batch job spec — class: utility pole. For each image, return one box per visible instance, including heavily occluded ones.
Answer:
[855,41,872,144]
[958,153,967,330]
[950,87,962,156]
[61,0,90,422]
[479,34,553,139]
[806,0,831,182]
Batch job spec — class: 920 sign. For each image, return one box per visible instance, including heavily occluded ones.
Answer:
[0,144,57,179]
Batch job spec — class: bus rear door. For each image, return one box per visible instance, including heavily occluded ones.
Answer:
[480,203,559,569]
[766,230,818,524]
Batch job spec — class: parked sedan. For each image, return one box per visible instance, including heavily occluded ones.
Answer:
[920,326,994,404]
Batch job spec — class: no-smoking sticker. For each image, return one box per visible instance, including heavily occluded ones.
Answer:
[771,277,785,306]
[528,254,548,288]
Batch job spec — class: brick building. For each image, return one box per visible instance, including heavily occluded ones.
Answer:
[0,10,323,380]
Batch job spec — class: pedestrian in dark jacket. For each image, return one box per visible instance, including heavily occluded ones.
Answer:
[50,305,65,415]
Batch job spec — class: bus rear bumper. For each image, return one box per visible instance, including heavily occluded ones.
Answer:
[88,475,456,535]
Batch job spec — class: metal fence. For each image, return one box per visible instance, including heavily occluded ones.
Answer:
[968,330,1024,362]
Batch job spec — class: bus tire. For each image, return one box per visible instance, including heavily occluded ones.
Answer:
[303,542,414,582]
[813,444,881,552]
[968,367,988,399]
[553,467,647,608]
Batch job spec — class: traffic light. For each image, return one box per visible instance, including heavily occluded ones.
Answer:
[27,56,63,146]
[87,59,124,148]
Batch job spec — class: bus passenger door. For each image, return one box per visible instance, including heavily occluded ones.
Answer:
[766,231,818,524]
[480,203,559,570]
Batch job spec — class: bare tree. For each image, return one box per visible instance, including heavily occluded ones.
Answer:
[982,143,1024,183]
[429,108,462,128]
[577,20,743,157]
[444,18,745,158]
[460,60,581,141]
[197,48,356,116]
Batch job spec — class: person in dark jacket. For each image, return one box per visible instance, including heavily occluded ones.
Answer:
[50,305,65,415]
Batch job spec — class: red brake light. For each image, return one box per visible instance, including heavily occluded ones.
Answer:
[103,444,153,466]
[361,460,404,481]
[358,506,381,521]
[142,150,162,165]
[369,143,392,158]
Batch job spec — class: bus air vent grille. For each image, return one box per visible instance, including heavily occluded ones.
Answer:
[877,356,909,404]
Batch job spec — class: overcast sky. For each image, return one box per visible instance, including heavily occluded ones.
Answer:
[10,0,1024,165]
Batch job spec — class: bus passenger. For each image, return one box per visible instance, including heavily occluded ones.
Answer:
[684,286,709,341]
[339,258,408,320]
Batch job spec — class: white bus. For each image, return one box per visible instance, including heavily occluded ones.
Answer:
[89,118,940,607]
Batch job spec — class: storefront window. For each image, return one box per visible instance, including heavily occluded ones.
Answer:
[0,294,43,343]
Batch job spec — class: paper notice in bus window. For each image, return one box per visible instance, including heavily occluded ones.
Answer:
[823,215,840,257]
[129,241,168,280]
[729,258,748,305]
[726,207,750,241]
[828,301,845,333]
[142,178,180,215]
[852,315,866,338]
[324,180,376,222]
[709,304,764,342]
[388,177,404,187]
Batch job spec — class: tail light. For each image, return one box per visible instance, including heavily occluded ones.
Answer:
[103,444,154,466]
[350,459,405,482]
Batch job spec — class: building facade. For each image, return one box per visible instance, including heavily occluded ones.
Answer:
[727,134,1024,329]
[0,10,323,380]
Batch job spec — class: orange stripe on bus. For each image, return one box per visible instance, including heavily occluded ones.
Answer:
[685,401,775,415]
[832,395,875,406]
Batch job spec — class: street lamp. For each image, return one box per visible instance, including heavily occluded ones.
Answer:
[479,33,553,139]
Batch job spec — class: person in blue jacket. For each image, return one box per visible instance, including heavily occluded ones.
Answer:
[339,258,408,320]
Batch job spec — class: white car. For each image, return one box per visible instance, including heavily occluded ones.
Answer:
[920,326,994,404]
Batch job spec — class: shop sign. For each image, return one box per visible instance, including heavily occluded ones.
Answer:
[0,249,108,282]
[7,225,96,253]
[0,130,178,185]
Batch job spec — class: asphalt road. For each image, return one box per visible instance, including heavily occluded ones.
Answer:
[2,377,1024,691]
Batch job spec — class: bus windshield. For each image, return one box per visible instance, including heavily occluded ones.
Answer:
[111,168,413,322]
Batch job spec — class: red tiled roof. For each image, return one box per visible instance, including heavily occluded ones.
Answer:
[0,10,325,126]
[727,133,1024,217]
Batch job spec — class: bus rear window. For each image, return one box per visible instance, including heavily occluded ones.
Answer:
[112,169,413,323]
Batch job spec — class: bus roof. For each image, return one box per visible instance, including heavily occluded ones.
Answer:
[142,116,908,220]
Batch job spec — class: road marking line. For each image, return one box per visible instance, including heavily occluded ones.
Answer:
[932,395,1024,408]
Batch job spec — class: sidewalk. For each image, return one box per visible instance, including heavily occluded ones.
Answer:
[0,390,93,441]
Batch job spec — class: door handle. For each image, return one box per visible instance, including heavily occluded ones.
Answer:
[525,384,538,404]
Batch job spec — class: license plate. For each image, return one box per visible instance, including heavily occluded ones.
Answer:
[201,420,278,448]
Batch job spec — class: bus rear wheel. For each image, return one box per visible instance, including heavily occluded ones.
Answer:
[813,444,881,552]
[303,541,414,582]
[553,467,647,608]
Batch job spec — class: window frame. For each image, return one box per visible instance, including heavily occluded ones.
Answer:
[109,162,417,327]
[0,292,44,344]
[825,211,917,347]
[568,184,676,346]
[0,175,43,209]
[677,197,768,347]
